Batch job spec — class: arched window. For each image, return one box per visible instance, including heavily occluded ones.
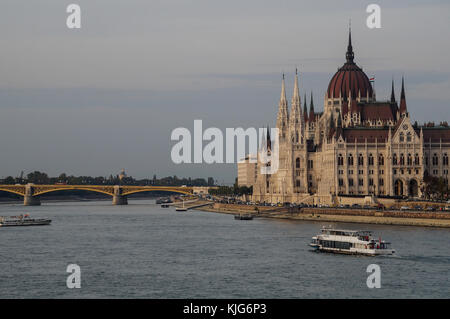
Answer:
[338,154,344,166]
[400,154,405,165]
[407,154,412,166]
[399,133,404,142]
[415,154,420,165]
[296,180,301,187]
[393,154,398,165]
[358,154,364,166]
[407,132,412,142]
[296,157,300,169]
[368,154,374,166]
[378,154,384,166]
[348,154,354,166]
[295,132,299,143]
[433,153,438,166]
[443,153,449,166]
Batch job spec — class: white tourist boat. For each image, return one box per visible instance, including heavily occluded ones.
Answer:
[310,226,395,256]
[0,214,51,227]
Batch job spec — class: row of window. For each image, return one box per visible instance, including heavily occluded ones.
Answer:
[392,153,421,166]
[338,153,450,167]
[338,170,384,175]
[296,153,449,170]
[425,153,449,166]
[338,154,384,166]
[393,169,420,175]
[338,178,384,187]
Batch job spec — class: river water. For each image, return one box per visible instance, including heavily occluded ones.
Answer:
[0,199,449,298]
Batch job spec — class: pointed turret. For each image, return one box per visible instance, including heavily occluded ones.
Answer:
[290,69,301,122]
[276,74,289,133]
[303,93,308,122]
[346,26,354,63]
[308,92,315,123]
[399,76,407,114]
[280,73,287,102]
[292,69,300,102]
[390,79,396,103]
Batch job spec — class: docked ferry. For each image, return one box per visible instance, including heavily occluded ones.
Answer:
[310,226,395,256]
[0,214,52,227]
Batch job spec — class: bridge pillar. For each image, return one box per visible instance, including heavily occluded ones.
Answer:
[112,185,128,205]
[24,185,41,206]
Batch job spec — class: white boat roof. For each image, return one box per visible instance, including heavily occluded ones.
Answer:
[321,227,372,234]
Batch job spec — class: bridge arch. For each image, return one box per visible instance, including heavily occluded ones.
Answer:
[121,188,193,196]
[0,187,26,197]
[32,187,115,197]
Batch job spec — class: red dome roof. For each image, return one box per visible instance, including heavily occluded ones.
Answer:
[327,31,373,99]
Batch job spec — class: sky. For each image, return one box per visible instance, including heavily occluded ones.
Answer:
[0,0,449,184]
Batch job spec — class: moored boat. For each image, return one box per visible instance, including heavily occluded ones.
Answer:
[234,214,253,220]
[0,214,51,227]
[310,226,395,256]
[156,197,173,205]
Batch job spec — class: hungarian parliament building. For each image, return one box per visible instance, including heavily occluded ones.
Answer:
[243,30,450,205]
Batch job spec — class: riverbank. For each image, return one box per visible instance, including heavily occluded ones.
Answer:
[196,203,450,228]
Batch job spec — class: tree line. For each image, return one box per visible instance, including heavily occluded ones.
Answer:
[0,171,216,187]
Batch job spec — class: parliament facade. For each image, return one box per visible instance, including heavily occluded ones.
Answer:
[251,30,450,205]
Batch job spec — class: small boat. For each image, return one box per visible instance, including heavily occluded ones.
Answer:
[156,197,173,205]
[234,214,253,220]
[0,214,51,227]
[310,226,395,256]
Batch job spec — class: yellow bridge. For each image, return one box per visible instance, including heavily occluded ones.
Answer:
[0,184,196,206]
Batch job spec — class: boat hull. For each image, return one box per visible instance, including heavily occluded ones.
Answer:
[0,220,51,227]
[309,244,395,256]
[234,215,253,220]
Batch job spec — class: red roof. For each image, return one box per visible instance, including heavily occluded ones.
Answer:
[342,128,389,143]
[422,128,450,143]
[327,63,373,100]
[360,102,397,122]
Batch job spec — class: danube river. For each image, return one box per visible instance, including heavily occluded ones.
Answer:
[0,200,449,298]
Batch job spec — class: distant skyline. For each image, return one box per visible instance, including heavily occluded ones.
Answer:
[1,0,450,184]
